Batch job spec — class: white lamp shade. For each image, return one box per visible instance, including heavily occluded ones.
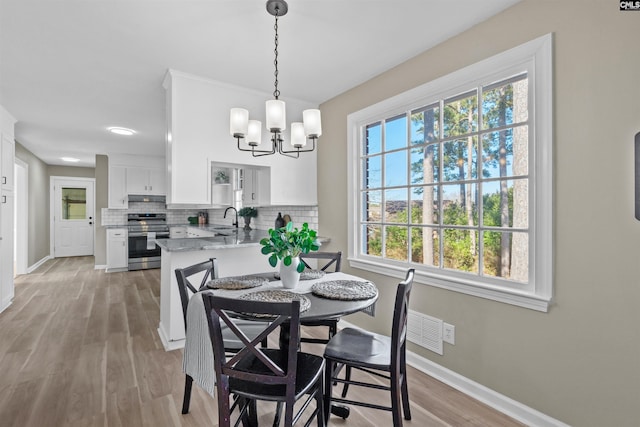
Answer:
[230,108,249,137]
[266,99,286,131]
[303,109,322,137]
[290,122,306,148]
[247,120,262,146]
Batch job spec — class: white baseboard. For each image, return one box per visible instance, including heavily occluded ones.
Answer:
[0,295,12,314]
[339,319,569,427]
[157,324,185,352]
[95,264,107,270]
[27,255,52,273]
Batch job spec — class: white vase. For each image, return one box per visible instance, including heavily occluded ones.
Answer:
[280,257,301,289]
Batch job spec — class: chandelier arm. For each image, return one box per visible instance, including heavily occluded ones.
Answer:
[279,137,317,155]
[236,137,276,155]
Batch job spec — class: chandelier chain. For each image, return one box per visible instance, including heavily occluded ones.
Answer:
[273,13,280,100]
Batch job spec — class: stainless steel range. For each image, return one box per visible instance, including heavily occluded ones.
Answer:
[127,213,169,270]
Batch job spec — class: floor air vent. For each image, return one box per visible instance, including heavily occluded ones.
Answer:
[407,310,443,355]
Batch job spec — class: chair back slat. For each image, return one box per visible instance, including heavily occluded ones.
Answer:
[203,295,302,389]
[175,258,218,325]
[300,251,342,272]
[391,269,414,369]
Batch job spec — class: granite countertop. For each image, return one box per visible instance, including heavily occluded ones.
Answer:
[155,229,270,252]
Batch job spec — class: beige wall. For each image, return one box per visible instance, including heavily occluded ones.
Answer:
[94,155,108,266]
[15,143,98,268]
[319,1,640,426]
[15,143,50,267]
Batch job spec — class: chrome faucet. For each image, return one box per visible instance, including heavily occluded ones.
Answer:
[224,206,239,228]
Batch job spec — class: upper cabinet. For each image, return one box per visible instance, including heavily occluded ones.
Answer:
[108,155,166,208]
[108,165,127,208]
[126,167,165,195]
[163,70,317,207]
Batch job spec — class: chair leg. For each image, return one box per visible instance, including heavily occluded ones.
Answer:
[272,402,283,427]
[182,374,193,414]
[315,375,325,427]
[390,373,402,427]
[341,366,351,397]
[323,360,334,422]
[401,371,411,420]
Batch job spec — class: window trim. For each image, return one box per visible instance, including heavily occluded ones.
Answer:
[347,34,553,312]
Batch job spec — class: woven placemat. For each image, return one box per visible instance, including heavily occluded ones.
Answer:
[273,270,326,280]
[206,275,268,290]
[238,290,311,317]
[312,280,378,301]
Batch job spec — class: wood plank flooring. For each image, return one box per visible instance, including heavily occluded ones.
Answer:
[0,257,525,426]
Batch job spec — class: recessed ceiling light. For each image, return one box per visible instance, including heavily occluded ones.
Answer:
[61,157,80,163]
[108,127,136,136]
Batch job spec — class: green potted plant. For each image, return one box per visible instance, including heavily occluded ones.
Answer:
[238,207,258,230]
[260,222,320,288]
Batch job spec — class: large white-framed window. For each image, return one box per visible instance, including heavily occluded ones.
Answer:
[347,34,553,312]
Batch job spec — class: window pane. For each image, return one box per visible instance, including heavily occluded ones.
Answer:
[362,190,382,222]
[411,226,439,266]
[363,224,382,256]
[482,231,528,283]
[411,186,438,224]
[384,188,408,223]
[363,155,382,189]
[384,150,408,187]
[443,137,477,181]
[443,228,478,273]
[62,187,86,220]
[410,106,439,145]
[443,91,478,137]
[410,144,439,184]
[365,122,382,155]
[385,115,407,151]
[481,127,529,178]
[482,179,528,229]
[482,76,528,130]
[442,184,478,226]
[385,226,408,261]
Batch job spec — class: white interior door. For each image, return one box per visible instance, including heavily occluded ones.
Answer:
[53,178,94,257]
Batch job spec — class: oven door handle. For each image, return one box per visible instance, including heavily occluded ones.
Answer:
[129,232,170,238]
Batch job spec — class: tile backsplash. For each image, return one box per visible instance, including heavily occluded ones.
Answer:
[101,203,319,233]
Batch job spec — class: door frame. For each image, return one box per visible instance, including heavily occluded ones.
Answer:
[49,176,96,258]
[15,158,28,275]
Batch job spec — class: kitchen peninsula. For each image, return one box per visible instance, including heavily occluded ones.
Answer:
[155,226,277,351]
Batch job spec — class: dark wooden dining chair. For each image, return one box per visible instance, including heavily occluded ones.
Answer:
[175,258,268,415]
[299,251,342,344]
[323,269,414,427]
[202,294,325,427]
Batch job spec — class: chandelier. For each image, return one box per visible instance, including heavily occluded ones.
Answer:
[230,0,321,158]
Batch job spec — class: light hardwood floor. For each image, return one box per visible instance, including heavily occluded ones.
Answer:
[0,257,525,426]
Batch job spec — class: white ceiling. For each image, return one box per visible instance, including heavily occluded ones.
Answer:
[0,0,520,167]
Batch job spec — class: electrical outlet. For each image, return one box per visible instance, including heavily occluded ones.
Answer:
[443,323,455,345]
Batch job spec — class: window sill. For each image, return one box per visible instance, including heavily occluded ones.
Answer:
[349,258,551,312]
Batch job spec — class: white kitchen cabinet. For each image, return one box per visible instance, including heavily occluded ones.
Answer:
[126,167,166,196]
[106,228,128,272]
[170,226,187,238]
[1,135,15,191]
[108,165,128,208]
[241,168,257,207]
